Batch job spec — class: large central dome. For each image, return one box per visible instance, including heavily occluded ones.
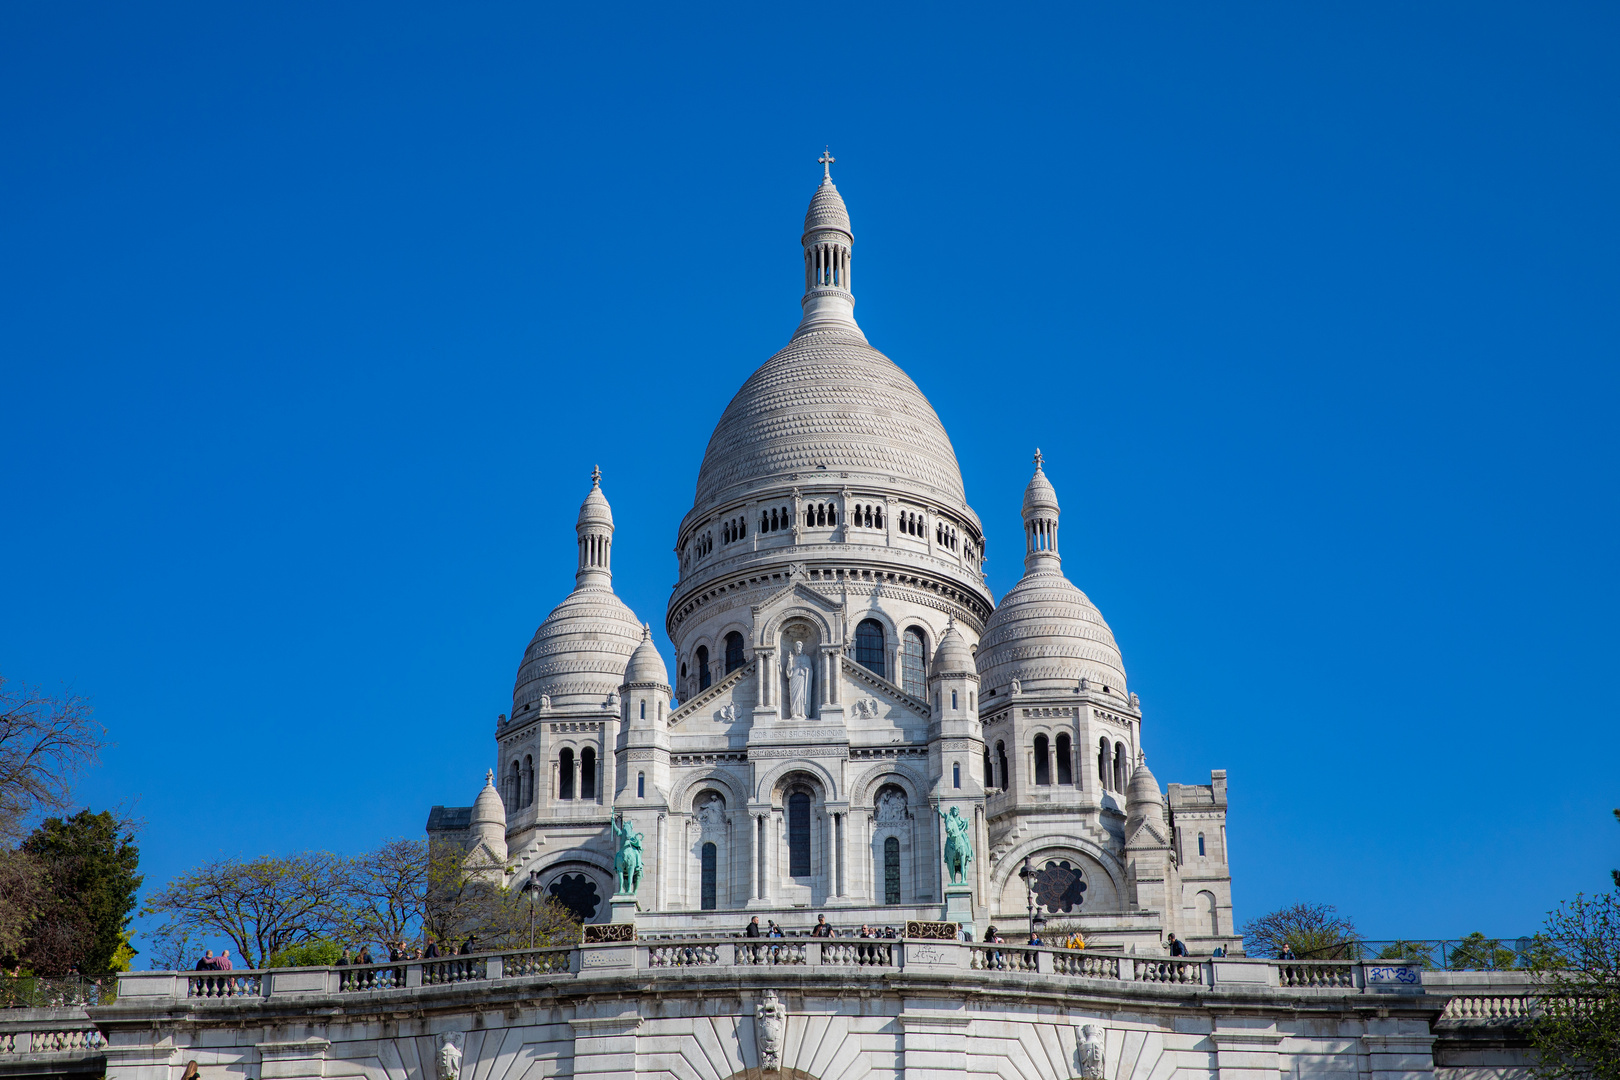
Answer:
[688,169,970,521]
[691,327,968,511]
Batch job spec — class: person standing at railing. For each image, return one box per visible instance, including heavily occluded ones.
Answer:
[1278,943,1296,961]
[195,950,216,971]
[424,939,440,958]
[1168,934,1188,957]
[216,950,232,970]
[811,914,833,938]
[744,916,761,938]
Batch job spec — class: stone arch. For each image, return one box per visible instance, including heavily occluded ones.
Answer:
[753,756,841,804]
[990,833,1127,905]
[850,765,927,809]
[528,854,615,924]
[721,1071,819,1080]
[669,769,751,813]
[758,603,837,649]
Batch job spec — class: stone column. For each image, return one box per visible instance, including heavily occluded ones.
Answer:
[821,646,841,705]
[757,649,776,709]
[571,1013,642,1080]
[835,812,846,896]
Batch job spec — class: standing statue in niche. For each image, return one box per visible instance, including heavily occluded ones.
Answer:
[755,989,786,1071]
[611,814,644,895]
[784,640,813,720]
[938,805,974,885]
[1077,1024,1106,1080]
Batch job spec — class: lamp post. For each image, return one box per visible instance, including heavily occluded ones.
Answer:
[1017,857,1045,945]
[528,869,540,949]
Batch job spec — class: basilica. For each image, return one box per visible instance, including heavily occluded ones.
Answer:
[429,161,1238,954]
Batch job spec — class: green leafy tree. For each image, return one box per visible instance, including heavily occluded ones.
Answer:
[340,839,429,950]
[1239,902,1359,960]
[0,848,47,962]
[1528,889,1620,1079]
[1376,940,1436,968]
[268,938,344,968]
[21,810,141,974]
[1448,931,1519,971]
[423,841,579,951]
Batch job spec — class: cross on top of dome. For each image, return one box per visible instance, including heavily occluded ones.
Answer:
[819,148,835,179]
[1034,448,1044,469]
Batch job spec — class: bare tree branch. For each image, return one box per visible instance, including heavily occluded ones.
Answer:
[0,676,105,841]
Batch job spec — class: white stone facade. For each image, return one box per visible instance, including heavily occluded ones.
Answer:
[424,164,1237,953]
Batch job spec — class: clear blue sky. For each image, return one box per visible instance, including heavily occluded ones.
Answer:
[2,3,1616,958]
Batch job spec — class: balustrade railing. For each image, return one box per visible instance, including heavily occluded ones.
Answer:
[969,944,1038,972]
[1132,958,1206,985]
[1277,962,1357,988]
[649,942,723,968]
[337,964,405,992]
[0,1028,105,1055]
[820,941,895,967]
[1441,994,1539,1020]
[502,948,573,976]
[1052,952,1122,979]
[186,972,263,999]
[422,957,486,985]
[736,941,807,966]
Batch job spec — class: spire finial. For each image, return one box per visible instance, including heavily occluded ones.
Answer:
[591,464,601,487]
[1033,448,1044,470]
[819,147,835,180]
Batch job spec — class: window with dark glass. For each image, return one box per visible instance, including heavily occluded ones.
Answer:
[700,843,717,910]
[580,747,596,800]
[997,742,1009,790]
[788,792,811,876]
[900,627,926,696]
[983,748,993,788]
[724,632,745,674]
[1034,734,1051,785]
[559,748,575,800]
[696,645,711,691]
[1098,738,1111,792]
[1056,733,1072,785]
[855,619,886,679]
[883,837,901,904]
[953,762,961,788]
[1114,741,1128,792]
[637,772,644,798]
[1197,833,1206,857]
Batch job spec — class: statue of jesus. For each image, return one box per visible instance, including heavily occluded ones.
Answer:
[784,641,813,719]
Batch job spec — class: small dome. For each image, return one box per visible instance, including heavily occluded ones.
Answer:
[577,467,613,529]
[1125,758,1167,838]
[931,622,976,677]
[1126,759,1162,807]
[1022,454,1059,516]
[977,568,1127,696]
[623,624,670,687]
[472,770,506,827]
[803,177,851,236]
[513,584,643,711]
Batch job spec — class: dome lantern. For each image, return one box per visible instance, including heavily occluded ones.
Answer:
[1022,449,1061,572]
[795,149,862,339]
[576,466,614,586]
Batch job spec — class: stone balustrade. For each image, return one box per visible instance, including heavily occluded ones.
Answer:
[116,944,1450,1003]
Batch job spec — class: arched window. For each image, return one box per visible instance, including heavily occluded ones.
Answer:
[1114,741,1128,792]
[997,741,1010,790]
[639,700,645,719]
[724,632,745,674]
[507,760,521,809]
[700,843,717,911]
[558,748,575,801]
[902,627,926,696]
[1197,890,1219,934]
[580,747,596,800]
[787,792,812,877]
[1197,833,1206,857]
[983,748,994,788]
[1034,734,1051,785]
[522,755,534,807]
[855,619,886,679]
[953,762,961,788]
[883,837,901,904]
[637,772,645,798]
[1056,733,1073,785]
[1098,738,1111,792]
[696,645,711,691]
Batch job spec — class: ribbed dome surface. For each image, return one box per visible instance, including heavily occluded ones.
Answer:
[932,624,976,676]
[976,569,1127,695]
[472,770,506,827]
[803,178,851,235]
[623,626,670,686]
[1022,464,1059,515]
[513,585,644,711]
[691,329,969,512]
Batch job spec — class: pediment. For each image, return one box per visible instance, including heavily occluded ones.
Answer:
[753,578,846,647]
[841,656,931,720]
[670,660,755,726]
